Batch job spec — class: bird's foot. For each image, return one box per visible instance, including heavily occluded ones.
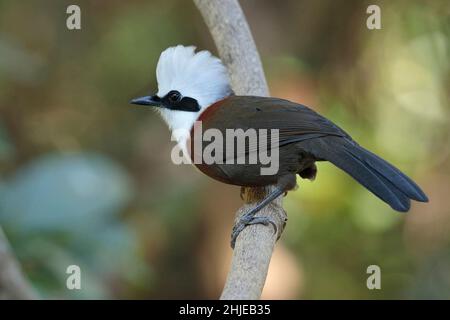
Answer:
[230,214,277,249]
[230,185,287,248]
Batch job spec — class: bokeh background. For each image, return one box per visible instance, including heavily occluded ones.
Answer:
[0,0,448,299]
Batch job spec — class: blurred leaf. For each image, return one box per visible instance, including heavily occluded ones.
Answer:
[0,152,133,233]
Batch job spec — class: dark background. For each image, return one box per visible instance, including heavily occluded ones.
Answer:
[0,0,448,299]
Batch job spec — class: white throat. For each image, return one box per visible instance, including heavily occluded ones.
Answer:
[154,45,232,146]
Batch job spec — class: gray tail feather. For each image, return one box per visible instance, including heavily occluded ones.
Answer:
[304,137,428,212]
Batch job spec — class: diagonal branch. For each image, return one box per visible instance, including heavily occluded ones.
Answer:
[0,226,37,299]
[193,0,287,300]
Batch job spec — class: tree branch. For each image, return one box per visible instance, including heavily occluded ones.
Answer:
[0,226,37,299]
[193,0,287,300]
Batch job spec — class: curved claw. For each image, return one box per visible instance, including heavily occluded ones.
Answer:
[230,216,278,249]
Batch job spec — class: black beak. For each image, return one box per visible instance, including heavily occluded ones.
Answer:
[130,95,162,107]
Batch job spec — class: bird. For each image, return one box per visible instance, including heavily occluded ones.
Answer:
[131,45,428,247]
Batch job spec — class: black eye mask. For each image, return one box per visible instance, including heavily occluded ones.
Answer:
[167,97,200,112]
[164,96,201,112]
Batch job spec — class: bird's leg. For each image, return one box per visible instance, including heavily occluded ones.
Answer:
[231,187,285,248]
[231,175,296,248]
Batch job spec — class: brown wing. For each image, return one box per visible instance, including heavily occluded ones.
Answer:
[200,95,350,151]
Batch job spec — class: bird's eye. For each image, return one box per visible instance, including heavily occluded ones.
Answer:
[168,91,181,103]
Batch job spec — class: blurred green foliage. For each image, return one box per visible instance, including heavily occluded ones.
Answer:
[0,0,448,299]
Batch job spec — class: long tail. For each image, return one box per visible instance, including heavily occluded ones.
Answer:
[303,136,428,212]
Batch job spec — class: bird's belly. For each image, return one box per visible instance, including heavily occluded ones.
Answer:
[191,143,314,187]
[193,162,278,187]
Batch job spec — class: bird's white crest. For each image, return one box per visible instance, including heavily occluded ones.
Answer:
[155,45,232,140]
